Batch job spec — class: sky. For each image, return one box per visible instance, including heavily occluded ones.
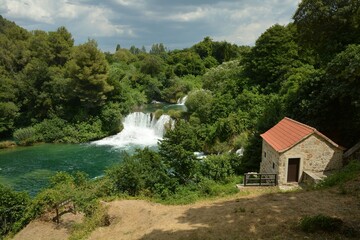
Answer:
[0,0,300,52]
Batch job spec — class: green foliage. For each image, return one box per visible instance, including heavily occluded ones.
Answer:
[65,39,112,110]
[100,102,123,135]
[0,102,19,134]
[69,203,109,240]
[294,0,360,64]
[243,24,302,92]
[299,214,343,233]
[106,149,173,197]
[316,161,360,188]
[186,89,213,123]
[106,153,144,196]
[159,120,201,183]
[33,117,67,142]
[200,154,234,181]
[0,184,30,237]
[13,127,36,145]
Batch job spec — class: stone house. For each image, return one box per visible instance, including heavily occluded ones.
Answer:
[259,117,345,185]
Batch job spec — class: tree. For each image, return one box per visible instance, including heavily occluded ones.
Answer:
[140,55,164,77]
[243,24,302,92]
[186,89,214,123]
[293,0,360,64]
[115,43,121,51]
[159,120,201,183]
[314,44,360,147]
[0,68,18,135]
[150,43,167,56]
[48,26,74,66]
[0,184,30,236]
[193,36,213,59]
[65,40,113,111]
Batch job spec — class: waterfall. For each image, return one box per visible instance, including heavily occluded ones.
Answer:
[92,112,172,148]
[177,95,188,105]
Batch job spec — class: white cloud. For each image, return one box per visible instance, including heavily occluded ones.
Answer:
[166,7,208,22]
[0,0,299,51]
[4,0,54,23]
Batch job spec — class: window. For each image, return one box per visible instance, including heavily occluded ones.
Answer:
[264,151,267,158]
[273,162,275,169]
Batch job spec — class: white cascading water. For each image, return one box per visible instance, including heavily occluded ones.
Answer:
[177,95,188,105]
[92,112,172,147]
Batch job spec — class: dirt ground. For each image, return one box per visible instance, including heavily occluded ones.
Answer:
[13,183,360,240]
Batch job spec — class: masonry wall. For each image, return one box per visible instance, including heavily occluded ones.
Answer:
[260,140,280,175]
[278,134,343,184]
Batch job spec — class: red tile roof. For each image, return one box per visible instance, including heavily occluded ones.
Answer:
[260,117,344,152]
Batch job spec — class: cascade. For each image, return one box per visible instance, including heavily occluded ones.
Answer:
[93,112,172,148]
[177,95,188,105]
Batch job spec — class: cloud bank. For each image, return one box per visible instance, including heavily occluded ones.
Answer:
[0,0,299,52]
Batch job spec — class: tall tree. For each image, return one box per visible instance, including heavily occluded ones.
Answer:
[48,26,74,66]
[243,24,302,92]
[293,0,360,64]
[65,40,113,111]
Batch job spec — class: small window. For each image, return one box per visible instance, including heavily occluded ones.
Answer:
[273,162,275,169]
[264,151,267,158]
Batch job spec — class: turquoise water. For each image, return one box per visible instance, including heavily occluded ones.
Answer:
[0,102,186,196]
[0,143,142,196]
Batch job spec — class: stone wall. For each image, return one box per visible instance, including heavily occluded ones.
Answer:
[260,134,343,185]
[260,140,279,174]
[278,134,343,184]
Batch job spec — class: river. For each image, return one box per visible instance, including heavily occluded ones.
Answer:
[0,101,186,196]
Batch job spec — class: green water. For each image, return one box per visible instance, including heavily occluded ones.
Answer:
[0,143,139,196]
[0,102,186,196]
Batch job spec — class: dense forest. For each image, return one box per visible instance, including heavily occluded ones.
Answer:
[1,0,360,238]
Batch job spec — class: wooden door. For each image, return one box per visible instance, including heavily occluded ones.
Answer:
[287,158,300,182]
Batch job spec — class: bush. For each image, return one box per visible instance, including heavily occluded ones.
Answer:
[13,127,36,145]
[69,202,109,240]
[154,109,164,119]
[100,102,123,135]
[299,214,343,233]
[0,140,16,149]
[200,154,234,182]
[33,117,67,142]
[0,184,30,237]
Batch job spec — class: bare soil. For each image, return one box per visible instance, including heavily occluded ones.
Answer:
[13,183,360,240]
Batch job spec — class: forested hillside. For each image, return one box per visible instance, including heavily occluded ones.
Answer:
[1,0,360,238]
[0,0,359,171]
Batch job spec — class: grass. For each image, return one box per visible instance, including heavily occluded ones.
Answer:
[316,160,360,188]
[155,176,242,205]
[69,204,109,240]
[299,214,343,233]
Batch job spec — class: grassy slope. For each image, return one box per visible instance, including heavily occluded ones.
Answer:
[12,162,360,240]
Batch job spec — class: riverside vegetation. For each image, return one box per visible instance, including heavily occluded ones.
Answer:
[1,0,360,239]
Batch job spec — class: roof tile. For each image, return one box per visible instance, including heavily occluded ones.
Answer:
[260,117,343,152]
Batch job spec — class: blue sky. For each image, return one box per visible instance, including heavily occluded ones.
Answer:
[0,0,299,52]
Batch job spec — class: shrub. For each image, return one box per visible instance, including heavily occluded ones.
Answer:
[69,203,110,240]
[0,140,16,149]
[100,102,123,135]
[33,117,67,142]
[13,127,36,145]
[299,214,343,233]
[0,184,30,237]
[154,109,164,119]
[200,154,234,182]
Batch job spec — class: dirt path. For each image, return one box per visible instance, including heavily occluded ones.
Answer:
[89,187,359,240]
[13,186,360,240]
